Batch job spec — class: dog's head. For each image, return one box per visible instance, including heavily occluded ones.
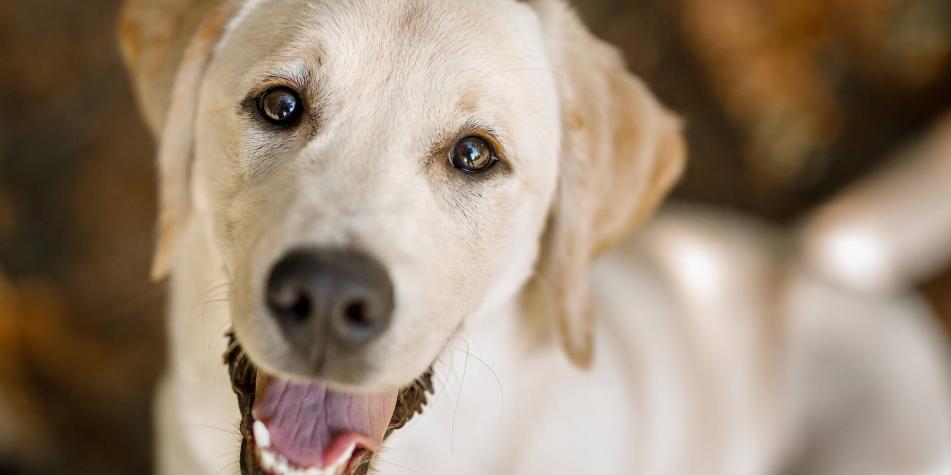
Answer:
[123,0,683,472]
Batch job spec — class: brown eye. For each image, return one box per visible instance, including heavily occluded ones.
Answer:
[450,136,498,173]
[257,87,302,126]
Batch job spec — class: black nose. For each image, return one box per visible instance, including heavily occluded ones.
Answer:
[266,249,394,352]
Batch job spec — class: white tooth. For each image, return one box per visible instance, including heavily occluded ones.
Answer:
[261,449,277,470]
[275,454,290,474]
[253,420,272,448]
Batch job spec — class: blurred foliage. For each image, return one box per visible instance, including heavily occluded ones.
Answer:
[1,0,161,473]
[576,0,951,218]
[0,0,949,473]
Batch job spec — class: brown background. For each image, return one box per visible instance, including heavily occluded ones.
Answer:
[1,0,949,473]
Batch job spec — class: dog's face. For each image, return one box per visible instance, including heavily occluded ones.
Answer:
[200,0,560,391]
[125,0,684,472]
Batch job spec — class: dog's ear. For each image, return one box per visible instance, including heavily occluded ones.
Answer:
[120,2,235,280]
[528,1,686,368]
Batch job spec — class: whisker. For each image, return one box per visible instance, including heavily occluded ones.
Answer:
[452,339,505,424]
[217,449,241,475]
[100,284,167,320]
[188,423,240,436]
[367,458,420,473]
[425,356,452,407]
[449,340,470,455]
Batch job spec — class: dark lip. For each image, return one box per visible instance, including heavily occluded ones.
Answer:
[224,331,435,475]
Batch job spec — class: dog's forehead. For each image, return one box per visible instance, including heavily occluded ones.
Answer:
[221,0,547,96]
[302,0,537,62]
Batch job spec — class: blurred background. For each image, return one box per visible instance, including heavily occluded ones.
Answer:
[0,0,949,473]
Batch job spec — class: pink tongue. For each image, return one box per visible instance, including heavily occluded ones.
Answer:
[252,379,397,469]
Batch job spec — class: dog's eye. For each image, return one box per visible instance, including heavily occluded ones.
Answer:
[450,137,498,174]
[257,87,302,126]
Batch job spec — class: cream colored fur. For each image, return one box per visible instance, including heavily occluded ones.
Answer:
[120,1,951,474]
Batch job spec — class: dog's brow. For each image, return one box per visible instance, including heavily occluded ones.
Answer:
[459,118,513,165]
[254,64,313,94]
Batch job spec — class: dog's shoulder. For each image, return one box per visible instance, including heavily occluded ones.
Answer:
[596,205,951,473]
[780,271,951,474]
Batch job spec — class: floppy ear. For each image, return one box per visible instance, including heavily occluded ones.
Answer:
[528,1,686,368]
[120,2,236,280]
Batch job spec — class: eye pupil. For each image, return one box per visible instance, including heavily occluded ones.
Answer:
[451,137,496,173]
[258,87,301,126]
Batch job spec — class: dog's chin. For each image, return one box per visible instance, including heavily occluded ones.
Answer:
[225,333,434,475]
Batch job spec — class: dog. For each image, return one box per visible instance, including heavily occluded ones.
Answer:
[119,0,951,473]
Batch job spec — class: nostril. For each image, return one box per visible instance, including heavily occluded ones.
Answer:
[343,300,373,329]
[267,287,312,323]
[333,295,388,347]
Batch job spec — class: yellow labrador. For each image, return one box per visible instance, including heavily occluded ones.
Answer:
[120,1,950,474]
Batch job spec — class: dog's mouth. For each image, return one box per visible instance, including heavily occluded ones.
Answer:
[225,332,434,475]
